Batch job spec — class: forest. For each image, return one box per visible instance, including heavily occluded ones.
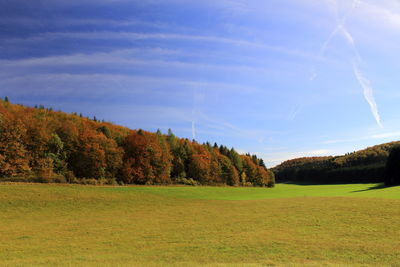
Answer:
[0,97,275,187]
[273,141,400,184]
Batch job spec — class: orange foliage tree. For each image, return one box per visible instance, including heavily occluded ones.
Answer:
[122,130,171,184]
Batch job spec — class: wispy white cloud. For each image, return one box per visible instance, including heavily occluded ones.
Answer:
[0,72,263,97]
[3,31,314,59]
[355,1,400,31]
[0,48,278,80]
[370,131,400,139]
[322,139,351,145]
[322,129,400,145]
[189,110,273,142]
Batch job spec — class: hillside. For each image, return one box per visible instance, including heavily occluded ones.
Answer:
[273,142,400,184]
[0,98,274,187]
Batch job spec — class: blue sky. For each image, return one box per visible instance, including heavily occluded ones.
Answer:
[2,0,400,166]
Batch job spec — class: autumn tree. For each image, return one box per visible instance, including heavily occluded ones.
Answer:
[122,130,171,184]
[241,155,272,187]
[187,143,211,184]
[0,115,31,177]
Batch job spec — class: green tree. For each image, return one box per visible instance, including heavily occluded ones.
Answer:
[384,145,400,186]
[97,126,111,138]
[229,148,243,173]
[46,133,67,175]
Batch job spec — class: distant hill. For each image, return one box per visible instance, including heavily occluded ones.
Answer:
[0,97,274,187]
[273,142,400,184]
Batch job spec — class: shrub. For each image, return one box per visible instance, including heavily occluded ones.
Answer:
[175,177,200,186]
[81,178,98,185]
[64,171,76,183]
[106,178,119,185]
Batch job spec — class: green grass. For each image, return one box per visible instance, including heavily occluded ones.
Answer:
[109,183,400,200]
[1,183,400,266]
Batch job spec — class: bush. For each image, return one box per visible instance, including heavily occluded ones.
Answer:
[81,178,98,185]
[64,171,76,183]
[242,182,253,187]
[52,175,66,183]
[266,181,275,188]
[175,177,200,186]
[0,176,31,183]
[106,178,119,185]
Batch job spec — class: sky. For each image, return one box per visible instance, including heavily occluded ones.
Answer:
[2,0,400,167]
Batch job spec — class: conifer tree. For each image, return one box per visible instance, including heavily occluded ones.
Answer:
[384,145,400,186]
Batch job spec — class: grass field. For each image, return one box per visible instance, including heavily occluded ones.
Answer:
[1,183,400,266]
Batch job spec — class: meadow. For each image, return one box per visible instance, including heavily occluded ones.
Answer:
[1,183,400,266]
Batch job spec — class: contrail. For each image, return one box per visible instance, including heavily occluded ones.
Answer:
[191,110,196,140]
[338,25,361,61]
[288,104,303,121]
[319,26,340,58]
[346,0,381,127]
[353,63,382,128]
[312,0,382,128]
[339,25,354,46]
[310,0,341,80]
[191,84,197,140]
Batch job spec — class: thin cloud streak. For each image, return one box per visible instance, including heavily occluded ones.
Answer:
[371,131,400,139]
[322,129,400,145]
[192,110,274,141]
[356,1,400,31]
[3,31,315,59]
[191,120,196,140]
[0,72,263,96]
[0,50,279,80]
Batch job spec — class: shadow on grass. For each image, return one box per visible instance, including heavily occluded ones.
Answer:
[279,181,383,186]
[279,181,391,192]
[351,183,387,193]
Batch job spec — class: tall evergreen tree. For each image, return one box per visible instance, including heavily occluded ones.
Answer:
[384,145,400,186]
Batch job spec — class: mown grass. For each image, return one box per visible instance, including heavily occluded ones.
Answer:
[109,183,400,200]
[0,183,399,266]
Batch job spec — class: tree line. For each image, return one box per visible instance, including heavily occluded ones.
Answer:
[0,98,274,187]
[273,142,400,184]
